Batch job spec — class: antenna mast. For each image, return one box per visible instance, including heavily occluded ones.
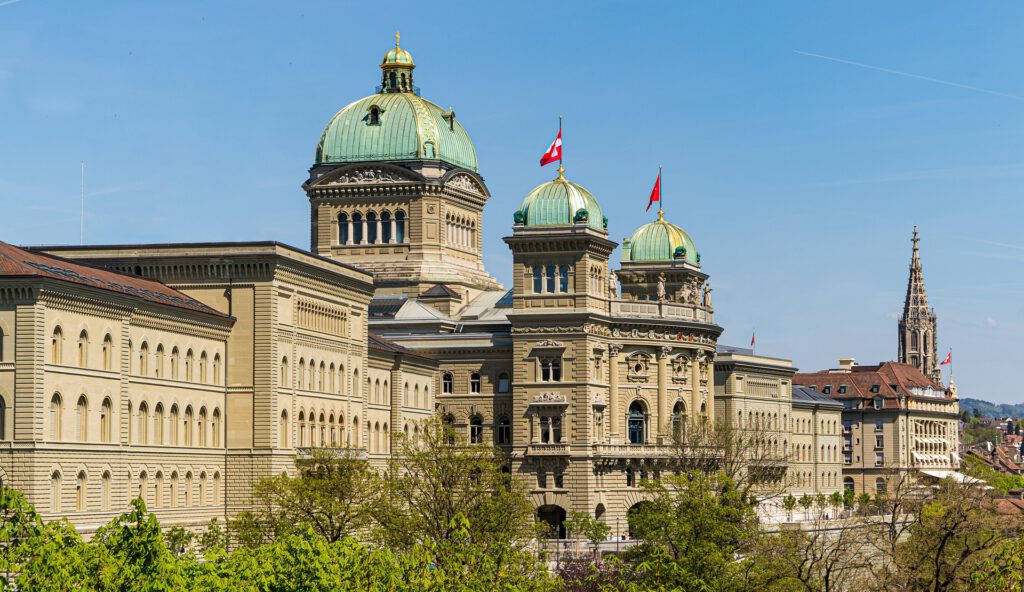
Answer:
[80,162,85,245]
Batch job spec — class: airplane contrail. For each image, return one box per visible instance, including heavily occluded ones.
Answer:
[0,0,25,6]
[794,50,1024,102]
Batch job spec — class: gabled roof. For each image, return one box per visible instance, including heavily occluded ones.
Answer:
[0,241,224,317]
[419,284,462,300]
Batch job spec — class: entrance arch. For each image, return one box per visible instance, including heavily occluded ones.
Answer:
[537,504,567,539]
[626,500,654,538]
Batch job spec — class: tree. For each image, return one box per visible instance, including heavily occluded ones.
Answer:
[563,511,610,545]
[374,420,539,575]
[783,494,797,522]
[0,486,43,585]
[798,494,813,520]
[231,448,379,546]
[759,514,872,592]
[165,527,193,557]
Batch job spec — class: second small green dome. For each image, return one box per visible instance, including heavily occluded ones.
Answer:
[624,212,699,264]
[515,176,606,231]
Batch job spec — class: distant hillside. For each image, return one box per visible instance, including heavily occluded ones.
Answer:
[960,397,1024,419]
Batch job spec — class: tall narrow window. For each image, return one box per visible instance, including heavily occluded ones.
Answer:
[50,394,63,440]
[154,403,164,445]
[51,472,62,512]
[628,402,645,445]
[138,472,147,503]
[541,358,562,382]
[338,213,349,245]
[138,402,149,444]
[470,415,483,444]
[184,406,194,446]
[671,401,686,442]
[185,473,193,507]
[154,345,164,378]
[102,334,113,370]
[51,327,64,364]
[77,330,89,367]
[213,354,221,385]
[170,347,179,379]
[154,472,163,508]
[558,265,569,292]
[75,471,87,511]
[169,405,179,446]
[0,397,7,440]
[552,416,562,443]
[497,417,511,445]
[185,350,194,381]
[351,212,363,244]
[545,266,556,293]
[280,411,289,448]
[211,408,221,448]
[102,471,111,511]
[280,357,289,388]
[170,472,178,508]
[395,211,406,243]
[497,372,510,394]
[470,373,481,394]
[198,473,207,506]
[139,343,149,375]
[381,211,392,243]
[100,398,112,443]
[442,372,454,394]
[533,267,543,293]
[76,395,88,442]
[198,408,207,447]
[199,352,208,383]
[540,416,551,443]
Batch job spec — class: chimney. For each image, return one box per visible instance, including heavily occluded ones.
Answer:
[838,357,856,371]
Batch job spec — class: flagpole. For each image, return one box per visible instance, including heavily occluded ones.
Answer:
[658,164,663,217]
[557,115,564,179]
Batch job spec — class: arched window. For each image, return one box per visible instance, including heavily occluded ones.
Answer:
[470,415,484,444]
[184,406,194,446]
[470,372,481,394]
[497,372,510,394]
[213,472,221,502]
[154,403,165,444]
[198,472,207,506]
[138,471,148,503]
[545,265,556,293]
[671,401,686,442]
[154,472,164,508]
[169,472,178,508]
[50,394,63,440]
[100,398,112,443]
[395,211,406,243]
[0,325,5,362]
[212,407,221,447]
[75,471,87,511]
[381,211,392,243]
[76,395,89,441]
[213,354,221,384]
[51,471,62,511]
[366,212,378,244]
[352,213,363,244]
[199,352,208,383]
[280,357,289,387]
[368,106,380,126]
[170,347,180,379]
[338,213,349,245]
[319,362,326,392]
[169,405,179,445]
[843,477,855,492]
[280,410,289,448]
[496,417,511,445]
[139,342,149,375]
[185,350,194,381]
[102,471,112,511]
[198,407,207,447]
[875,477,887,495]
[352,416,360,447]
[51,326,64,365]
[138,402,149,444]
[0,397,7,440]
[185,472,193,507]
[297,411,306,446]
[628,402,645,445]
[442,372,454,394]
[102,334,113,370]
[154,345,164,378]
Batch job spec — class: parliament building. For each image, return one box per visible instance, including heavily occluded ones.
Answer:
[0,38,845,536]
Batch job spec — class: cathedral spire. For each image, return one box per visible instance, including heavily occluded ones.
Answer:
[899,225,940,383]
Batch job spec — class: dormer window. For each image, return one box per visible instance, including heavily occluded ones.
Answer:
[368,106,381,126]
[822,385,832,395]
[873,397,884,410]
[870,385,880,394]
[838,385,847,394]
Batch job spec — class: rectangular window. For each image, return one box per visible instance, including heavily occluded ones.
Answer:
[545,266,556,293]
[558,265,569,293]
[540,416,550,443]
[822,385,832,394]
[844,451,852,465]
[875,435,883,449]
[843,420,852,433]
[537,471,546,489]
[838,385,847,394]
[532,267,542,294]
[875,452,884,466]
[875,419,883,431]
[553,471,564,489]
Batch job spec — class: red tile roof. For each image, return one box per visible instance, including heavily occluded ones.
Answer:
[794,361,951,408]
[0,241,225,317]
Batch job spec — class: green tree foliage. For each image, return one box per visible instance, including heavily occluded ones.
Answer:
[962,424,1002,448]
[961,453,1024,494]
[563,511,610,544]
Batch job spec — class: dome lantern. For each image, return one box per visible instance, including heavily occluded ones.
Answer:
[379,31,416,94]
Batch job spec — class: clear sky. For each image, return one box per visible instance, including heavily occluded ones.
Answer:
[1,2,1021,401]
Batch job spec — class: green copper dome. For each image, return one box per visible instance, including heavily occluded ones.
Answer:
[515,173,606,231]
[624,211,699,264]
[314,36,477,172]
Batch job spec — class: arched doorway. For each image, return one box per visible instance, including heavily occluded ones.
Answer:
[628,402,645,445]
[537,505,566,539]
[627,501,654,538]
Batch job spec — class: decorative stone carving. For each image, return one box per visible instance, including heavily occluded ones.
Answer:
[702,282,713,308]
[447,174,482,193]
[672,354,691,384]
[329,168,412,185]
[532,392,567,404]
[608,270,618,298]
[626,352,651,383]
[656,273,666,301]
[536,339,564,348]
[659,346,672,359]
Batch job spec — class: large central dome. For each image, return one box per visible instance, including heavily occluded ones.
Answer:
[314,37,478,172]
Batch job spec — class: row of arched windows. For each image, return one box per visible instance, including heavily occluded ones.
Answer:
[127,400,221,447]
[291,409,360,449]
[369,377,390,405]
[48,468,223,513]
[131,340,220,384]
[51,327,115,370]
[402,381,431,409]
[282,357,354,395]
[48,394,115,443]
[338,210,406,245]
[445,213,476,249]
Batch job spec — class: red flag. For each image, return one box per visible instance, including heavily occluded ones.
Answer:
[940,351,951,365]
[540,128,562,167]
[750,330,756,348]
[646,171,661,211]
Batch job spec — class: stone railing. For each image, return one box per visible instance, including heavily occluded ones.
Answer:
[526,444,571,456]
[295,446,368,460]
[592,444,678,458]
[610,300,713,323]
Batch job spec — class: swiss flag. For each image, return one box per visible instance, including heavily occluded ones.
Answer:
[646,172,661,211]
[940,351,952,365]
[540,129,562,167]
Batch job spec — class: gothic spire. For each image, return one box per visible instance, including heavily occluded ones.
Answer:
[904,225,929,312]
[899,225,940,383]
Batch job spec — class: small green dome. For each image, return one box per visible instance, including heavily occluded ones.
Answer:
[624,212,699,264]
[315,92,477,171]
[515,174,606,231]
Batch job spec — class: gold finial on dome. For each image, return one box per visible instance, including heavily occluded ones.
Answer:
[556,163,565,180]
[657,209,664,221]
[395,30,400,49]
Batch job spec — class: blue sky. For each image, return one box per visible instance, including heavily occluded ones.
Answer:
[1,1,1022,401]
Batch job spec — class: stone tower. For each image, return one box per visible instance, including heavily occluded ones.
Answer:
[303,34,501,301]
[898,226,940,383]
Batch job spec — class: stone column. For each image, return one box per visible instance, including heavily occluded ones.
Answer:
[690,349,702,422]
[657,346,670,441]
[375,219,382,244]
[609,344,621,443]
[389,218,396,244]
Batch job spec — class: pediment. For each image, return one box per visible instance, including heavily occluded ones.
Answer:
[444,172,488,196]
[314,164,422,187]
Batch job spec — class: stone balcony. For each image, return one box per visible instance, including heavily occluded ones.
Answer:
[592,444,678,459]
[610,300,713,323]
[526,443,571,456]
[295,446,368,461]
